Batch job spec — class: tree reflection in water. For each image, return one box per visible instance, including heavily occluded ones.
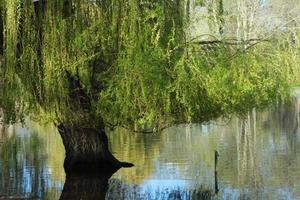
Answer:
[61,173,213,200]
[0,125,63,199]
[60,171,114,200]
[1,96,300,199]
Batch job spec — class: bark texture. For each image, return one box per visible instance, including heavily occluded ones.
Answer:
[57,124,133,173]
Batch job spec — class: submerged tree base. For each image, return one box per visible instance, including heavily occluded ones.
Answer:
[57,124,134,174]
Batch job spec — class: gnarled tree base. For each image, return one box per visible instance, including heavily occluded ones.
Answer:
[57,124,133,174]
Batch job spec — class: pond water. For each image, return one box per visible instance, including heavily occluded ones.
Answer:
[1,93,300,200]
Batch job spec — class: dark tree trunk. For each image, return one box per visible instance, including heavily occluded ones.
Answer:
[57,123,133,173]
[59,171,113,200]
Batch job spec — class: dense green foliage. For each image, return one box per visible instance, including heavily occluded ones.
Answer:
[0,0,299,131]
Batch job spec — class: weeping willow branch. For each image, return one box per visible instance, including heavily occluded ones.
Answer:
[190,38,270,46]
[0,0,299,130]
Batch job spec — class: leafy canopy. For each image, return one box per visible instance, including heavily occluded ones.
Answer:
[0,0,298,131]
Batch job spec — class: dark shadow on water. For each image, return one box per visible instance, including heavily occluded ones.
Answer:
[60,170,116,200]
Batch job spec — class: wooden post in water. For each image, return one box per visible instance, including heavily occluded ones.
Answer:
[214,150,219,194]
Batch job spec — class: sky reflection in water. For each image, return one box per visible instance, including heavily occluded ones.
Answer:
[1,96,300,199]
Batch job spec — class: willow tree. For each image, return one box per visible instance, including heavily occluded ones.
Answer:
[0,0,297,173]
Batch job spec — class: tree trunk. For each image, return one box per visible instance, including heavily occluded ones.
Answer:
[57,123,133,173]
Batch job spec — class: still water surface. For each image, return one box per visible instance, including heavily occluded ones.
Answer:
[1,94,300,199]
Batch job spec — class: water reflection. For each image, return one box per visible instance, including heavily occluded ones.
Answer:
[60,172,113,200]
[1,95,300,199]
[0,124,64,199]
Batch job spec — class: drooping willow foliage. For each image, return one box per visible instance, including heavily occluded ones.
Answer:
[0,0,298,130]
